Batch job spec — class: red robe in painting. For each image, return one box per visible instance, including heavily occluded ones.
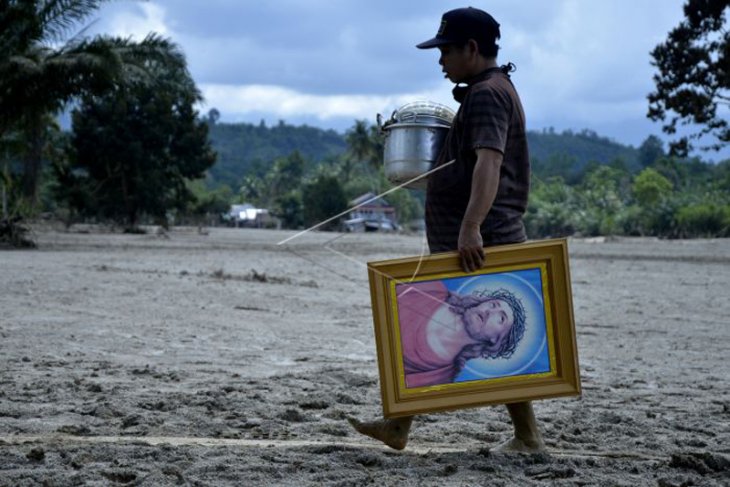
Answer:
[396,280,457,388]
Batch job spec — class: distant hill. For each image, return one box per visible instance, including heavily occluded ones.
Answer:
[207,120,347,188]
[527,128,640,180]
[206,121,642,188]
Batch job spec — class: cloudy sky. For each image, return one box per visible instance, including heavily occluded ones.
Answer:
[86,0,721,158]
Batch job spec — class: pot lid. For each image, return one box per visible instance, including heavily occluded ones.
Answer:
[393,100,455,124]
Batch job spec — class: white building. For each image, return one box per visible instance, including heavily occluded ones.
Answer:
[227,204,276,228]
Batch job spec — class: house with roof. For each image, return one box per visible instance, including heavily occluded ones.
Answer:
[343,192,399,232]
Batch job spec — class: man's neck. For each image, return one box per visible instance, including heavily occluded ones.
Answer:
[476,58,498,74]
[461,58,499,84]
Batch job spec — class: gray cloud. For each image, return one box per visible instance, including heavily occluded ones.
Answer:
[86,0,729,158]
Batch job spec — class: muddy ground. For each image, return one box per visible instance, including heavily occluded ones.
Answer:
[1,226,728,486]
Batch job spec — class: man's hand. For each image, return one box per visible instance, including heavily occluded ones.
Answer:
[458,221,485,272]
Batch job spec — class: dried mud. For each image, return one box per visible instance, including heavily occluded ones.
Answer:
[1,227,728,486]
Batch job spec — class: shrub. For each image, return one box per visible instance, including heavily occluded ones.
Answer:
[676,204,730,238]
[524,201,576,238]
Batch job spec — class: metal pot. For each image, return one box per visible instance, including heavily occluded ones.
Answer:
[379,101,454,190]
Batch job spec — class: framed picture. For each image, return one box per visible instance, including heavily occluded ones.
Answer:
[367,238,580,418]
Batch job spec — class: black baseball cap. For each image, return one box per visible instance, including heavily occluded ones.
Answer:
[416,7,500,49]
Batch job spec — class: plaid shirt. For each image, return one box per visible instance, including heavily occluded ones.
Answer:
[425,68,530,252]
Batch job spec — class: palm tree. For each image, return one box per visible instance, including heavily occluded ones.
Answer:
[0,0,185,205]
[344,119,386,193]
[345,120,371,166]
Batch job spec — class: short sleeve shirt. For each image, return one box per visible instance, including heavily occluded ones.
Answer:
[425,68,530,252]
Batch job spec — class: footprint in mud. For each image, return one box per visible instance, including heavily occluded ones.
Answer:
[101,470,137,484]
[298,399,331,410]
[278,409,311,423]
[57,424,91,435]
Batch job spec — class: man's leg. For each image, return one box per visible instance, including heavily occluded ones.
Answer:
[348,415,414,450]
[496,401,545,452]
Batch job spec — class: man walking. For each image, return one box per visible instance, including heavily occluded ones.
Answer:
[350,7,544,453]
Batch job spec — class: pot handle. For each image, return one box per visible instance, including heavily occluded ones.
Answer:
[376,111,397,133]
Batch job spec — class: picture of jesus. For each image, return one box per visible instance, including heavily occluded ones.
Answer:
[394,269,550,389]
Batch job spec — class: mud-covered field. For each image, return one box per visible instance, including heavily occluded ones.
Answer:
[1,227,728,486]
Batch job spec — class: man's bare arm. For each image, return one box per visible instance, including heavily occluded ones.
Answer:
[458,147,503,272]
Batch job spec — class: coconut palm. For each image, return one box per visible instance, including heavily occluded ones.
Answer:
[0,0,186,204]
[343,119,385,187]
[345,120,371,165]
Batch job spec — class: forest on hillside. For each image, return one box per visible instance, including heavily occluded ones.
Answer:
[201,117,729,239]
[3,113,729,241]
[205,120,644,190]
[207,119,346,188]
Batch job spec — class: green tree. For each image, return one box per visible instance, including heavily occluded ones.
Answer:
[345,120,371,167]
[368,124,385,169]
[341,120,384,188]
[524,176,577,238]
[301,174,347,230]
[245,150,308,229]
[345,120,382,169]
[652,156,689,189]
[627,168,676,236]
[0,0,185,205]
[268,151,305,198]
[676,203,730,237]
[714,160,730,192]
[638,135,666,168]
[577,166,626,235]
[1,127,27,220]
[381,186,422,227]
[273,191,303,229]
[206,108,220,126]
[632,168,674,207]
[186,180,232,224]
[64,44,216,228]
[648,0,729,155]
[238,174,266,206]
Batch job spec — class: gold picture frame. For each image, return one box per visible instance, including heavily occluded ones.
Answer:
[367,238,580,418]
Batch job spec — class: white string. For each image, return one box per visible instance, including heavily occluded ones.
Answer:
[276,160,455,246]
